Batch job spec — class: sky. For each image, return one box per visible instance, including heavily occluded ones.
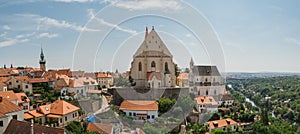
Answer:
[0,0,300,73]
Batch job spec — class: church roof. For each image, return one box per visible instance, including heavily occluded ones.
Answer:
[133,26,172,58]
[147,72,162,80]
[192,66,221,76]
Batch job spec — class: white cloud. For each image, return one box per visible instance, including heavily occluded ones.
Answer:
[0,37,30,48]
[185,34,192,37]
[53,0,95,3]
[285,37,300,45]
[17,14,100,32]
[0,32,7,38]
[3,25,11,30]
[37,32,59,38]
[88,9,137,34]
[112,0,182,11]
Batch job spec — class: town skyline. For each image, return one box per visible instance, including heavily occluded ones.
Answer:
[1,0,300,73]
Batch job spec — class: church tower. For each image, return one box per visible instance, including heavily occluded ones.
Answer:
[130,26,176,88]
[39,48,46,71]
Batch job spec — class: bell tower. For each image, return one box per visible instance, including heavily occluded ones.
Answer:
[39,47,46,71]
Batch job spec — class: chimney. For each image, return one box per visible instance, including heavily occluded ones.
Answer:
[226,119,230,124]
[0,96,2,102]
[3,64,6,69]
[31,119,34,134]
[145,26,148,39]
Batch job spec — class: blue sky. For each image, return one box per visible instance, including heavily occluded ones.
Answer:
[0,0,300,73]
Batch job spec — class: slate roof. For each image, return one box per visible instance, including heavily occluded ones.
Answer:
[192,66,221,76]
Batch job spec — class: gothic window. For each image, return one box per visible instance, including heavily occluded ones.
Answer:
[138,62,142,71]
[205,78,208,82]
[165,62,168,72]
[151,61,156,68]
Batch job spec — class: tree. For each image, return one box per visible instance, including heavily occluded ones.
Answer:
[143,123,169,134]
[157,97,176,114]
[261,108,269,125]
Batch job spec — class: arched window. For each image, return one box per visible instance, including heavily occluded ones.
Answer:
[138,62,142,71]
[206,90,208,96]
[205,78,208,82]
[151,61,156,68]
[165,62,168,72]
[214,89,217,95]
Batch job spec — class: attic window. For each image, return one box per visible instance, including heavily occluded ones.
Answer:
[67,106,70,109]
[45,107,49,111]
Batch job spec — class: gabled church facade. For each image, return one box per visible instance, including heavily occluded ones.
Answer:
[130,26,176,88]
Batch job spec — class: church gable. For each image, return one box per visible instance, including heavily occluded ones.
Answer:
[133,26,172,57]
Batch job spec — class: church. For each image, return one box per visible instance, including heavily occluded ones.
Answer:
[130,26,176,88]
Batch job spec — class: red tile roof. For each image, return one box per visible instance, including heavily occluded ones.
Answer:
[195,96,218,105]
[4,120,65,134]
[15,76,30,83]
[0,90,18,102]
[28,110,44,118]
[177,72,189,80]
[147,72,161,80]
[0,97,22,114]
[28,78,49,83]
[15,92,30,103]
[120,100,158,111]
[206,118,237,129]
[87,123,113,134]
[96,72,112,78]
[48,100,80,115]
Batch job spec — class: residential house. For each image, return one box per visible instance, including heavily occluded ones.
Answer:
[0,78,9,92]
[0,97,24,133]
[194,96,218,113]
[0,91,18,105]
[24,100,80,127]
[120,100,158,121]
[68,77,98,98]
[177,72,189,87]
[0,68,10,77]
[6,76,33,94]
[87,123,113,134]
[205,118,238,133]
[216,94,234,106]
[4,119,65,134]
[15,92,30,112]
[96,72,113,88]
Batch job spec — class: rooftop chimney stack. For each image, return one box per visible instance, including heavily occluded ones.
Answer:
[145,26,148,39]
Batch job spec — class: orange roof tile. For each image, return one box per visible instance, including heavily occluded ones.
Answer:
[0,90,18,101]
[57,69,71,76]
[28,110,45,117]
[28,78,49,83]
[195,96,218,105]
[206,118,237,129]
[147,72,161,80]
[87,90,102,94]
[47,114,62,118]
[15,92,30,103]
[38,104,52,115]
[0,97,22,114]
[14,76,30,83]
[120,100,158,111]
[0,77,10,83]
[96,72,112,78]
[177,73,189,80]
[0,68,9,77]
[24,113,34,119]
[48,100,80,115]
[87,123,113,134]
[0,112,7,117]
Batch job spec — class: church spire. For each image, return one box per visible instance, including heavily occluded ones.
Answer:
[145,26,148,39]
[39,47,46,71]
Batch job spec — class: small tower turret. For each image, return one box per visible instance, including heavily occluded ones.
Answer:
[39,47,46,71]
